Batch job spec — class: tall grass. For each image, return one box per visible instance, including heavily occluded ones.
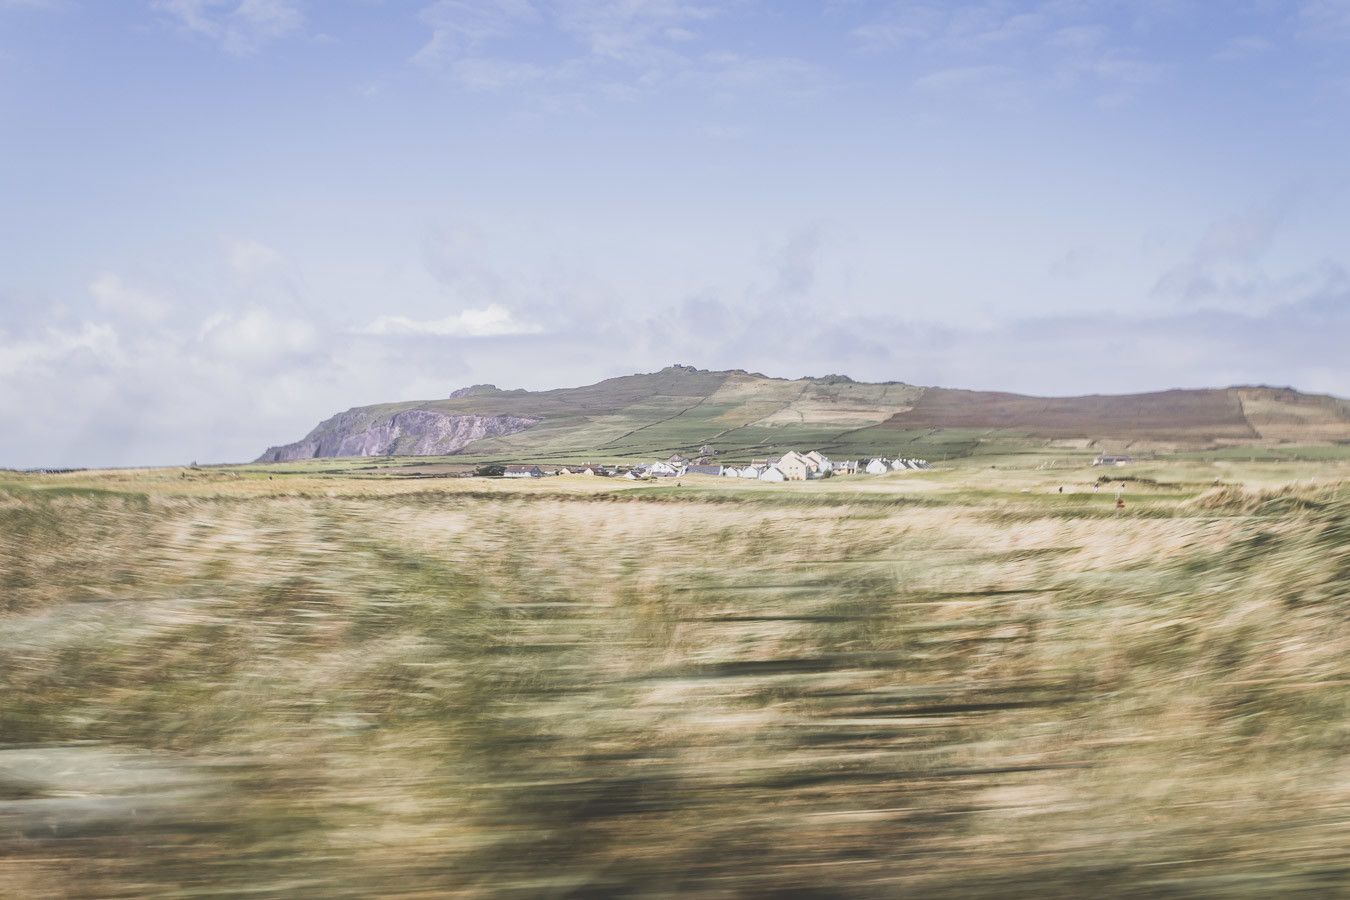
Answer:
[0,468,1346,896]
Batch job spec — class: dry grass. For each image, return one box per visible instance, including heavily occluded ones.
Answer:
[0,462,1346,897]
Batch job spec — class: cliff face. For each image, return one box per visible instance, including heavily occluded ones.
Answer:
[256,409,540,462]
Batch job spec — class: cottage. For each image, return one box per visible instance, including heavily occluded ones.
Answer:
[890,458,908,471]
[1093,454,1132,467]
[738,465,763,479]
[777,451,814,481]
[804,451,833,475]
[758,466,787,482]
[668,454,691,467]
[647,461,679,477]
[503,465,544,478]
[835,460,859,475]
[684,464,724,477]
[865,458,890,475]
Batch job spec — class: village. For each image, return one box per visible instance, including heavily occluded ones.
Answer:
[501,448,930,481]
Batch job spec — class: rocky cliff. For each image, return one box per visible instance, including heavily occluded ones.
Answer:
[256,408,540,462]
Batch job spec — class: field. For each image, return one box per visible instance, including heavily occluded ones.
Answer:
[2,454,1347,897]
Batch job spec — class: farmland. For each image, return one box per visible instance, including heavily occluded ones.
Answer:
[1,453,1347,897]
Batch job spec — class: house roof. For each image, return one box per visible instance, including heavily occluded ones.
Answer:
[684,465,722,475]
[504,464,541,473]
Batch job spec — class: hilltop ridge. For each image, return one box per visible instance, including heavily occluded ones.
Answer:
[256,367,1350,463]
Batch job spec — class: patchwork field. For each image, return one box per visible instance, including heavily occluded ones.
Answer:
[1,455,1347,897]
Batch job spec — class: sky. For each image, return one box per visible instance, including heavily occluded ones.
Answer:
[2,0,1349,467]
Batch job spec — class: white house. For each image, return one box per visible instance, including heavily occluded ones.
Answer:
[1093,454,1132,467]
[739,465,763,479]
[777,451,814,481]
[865,458,890,475]
[647,461,679,477]
[758,466,787,482]
[804,451,833,475]
[503,465,544,478]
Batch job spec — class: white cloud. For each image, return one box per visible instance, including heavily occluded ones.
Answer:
[1212,35,1274,62]
[0,321,122,378]
[152,0,304,54]
[362,304,543,337]
[0,0,65,10]
[1299,0,1350,41]
[228,238,283,276]
[199,307,316,362]
[552,0,719,64]
[855,1,1171,106]
[90,273,171,322]
[413,0,822,104]
[913,64,1014,93]
[450,56,548,91]
[414,0,541,68]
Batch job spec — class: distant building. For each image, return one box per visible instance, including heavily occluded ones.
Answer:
[804,451,833,475]
[667,454,691,467]
[758,466,787,482]
[865,458,890,475]
[835,460,859,475]
[738,466,762,479]
[648,461,679,477]
[777,451,814,481]
[503,465,544,478]
[1093,454,1133,467]
[684,464,724,477]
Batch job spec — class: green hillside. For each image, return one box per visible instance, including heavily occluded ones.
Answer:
[256,366,1350,467]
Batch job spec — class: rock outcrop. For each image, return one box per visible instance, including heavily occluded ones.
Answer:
[256,408,539,462]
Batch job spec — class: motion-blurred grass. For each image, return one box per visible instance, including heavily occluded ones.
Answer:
[0,465,1346,897]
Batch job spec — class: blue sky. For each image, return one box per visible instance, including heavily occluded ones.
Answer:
[2,0,1348,466]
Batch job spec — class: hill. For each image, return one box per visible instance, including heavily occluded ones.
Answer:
[256,366,1350,463]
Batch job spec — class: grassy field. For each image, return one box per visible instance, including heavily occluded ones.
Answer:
[1,456,1347,897]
